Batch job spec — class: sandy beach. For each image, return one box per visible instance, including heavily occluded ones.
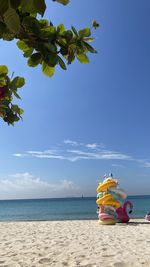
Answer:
[0,219,149,267]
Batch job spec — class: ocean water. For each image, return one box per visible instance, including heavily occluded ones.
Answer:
[0,196,149,221]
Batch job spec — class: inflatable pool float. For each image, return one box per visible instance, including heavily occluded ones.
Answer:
[145,213,150,221]
[97,192,104,199]
[96,193,115,205]
[104,206,117,216]
[99,219,116,225]
[107,191,124,205]
[96,178,118,193]
[98,212,114,220]
[101,199,121,209]
[116,201,133,223]
[108,187,127,199]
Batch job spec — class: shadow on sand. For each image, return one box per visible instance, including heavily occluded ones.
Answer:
[116,220,150,226]
[128,221,150,225]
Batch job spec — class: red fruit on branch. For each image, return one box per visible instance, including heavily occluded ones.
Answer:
[0,86,7,100]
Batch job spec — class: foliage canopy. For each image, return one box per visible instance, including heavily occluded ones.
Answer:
[0,0,99,125]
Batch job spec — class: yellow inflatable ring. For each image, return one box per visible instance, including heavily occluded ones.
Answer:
[99,219,116,225]
[103,199,121,209]
[96,193,115,205]
[96,179,118,193]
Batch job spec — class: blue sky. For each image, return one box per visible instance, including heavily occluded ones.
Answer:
[0,0,150,199]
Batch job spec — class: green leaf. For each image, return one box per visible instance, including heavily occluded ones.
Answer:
[10,77,25,89]
[67,52,75,64]
[42,61,55,77]
[45,54,58,67]
[40,26,56,36]
[0,65,8,75]
[71,26,78,36]
[20,0,34,13]
[52,0,69,5]
[83,37,94,42]
[58,56,67,70]
[63,30,73,42]
[60,46,68,56]
[16,40,30,52]
[0,22,7,36]
[76,53,89,64]
[13,91,21,99]
[28,53,42,67]
[20,0,46,16]
[22,16,40,35]
[43,43,57,53]
[92,20,100,29]
[0,77,6,86]
[11,105,24,115]
[4,7,20,33]
[39,19,49,27]
[0,0,9,16]
[23,48,34,58]
[57,24,65,34]
[19,108,24,115]
[83,42,97,53]
[33,0,46,16]
[11,104,20,113]
[10,0,22,9]
[40,27,56,41]
[78,28,91,38]
[2,32,15,41]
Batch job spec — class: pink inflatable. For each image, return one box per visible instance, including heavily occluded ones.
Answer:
[98,205,114,221]
[116,201,133,223]
[98,212,114,220]
[145,213,150,221]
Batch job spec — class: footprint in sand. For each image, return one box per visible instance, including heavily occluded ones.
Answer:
[39,258,51,264]
[113,262,130,267]
[62,261,68,266]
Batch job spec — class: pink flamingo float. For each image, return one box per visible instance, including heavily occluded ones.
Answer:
[116,200,133,223]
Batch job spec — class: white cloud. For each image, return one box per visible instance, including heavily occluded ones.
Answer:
[0,173,79,200]
[86,143,105,149]
[99,152,131,160]
[29,153,65,160]
[134,159,150,168]
[64,139,79,146]
[86,143,98,149]
[13,140,133,163]
[66,149,132,161]
[140,161,150,168]
[13,153,26,157]
[13,140,150,168]
[27,150,66,160]
[111,164,125,168]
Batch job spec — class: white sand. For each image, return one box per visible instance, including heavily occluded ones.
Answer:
[0,219,150,267]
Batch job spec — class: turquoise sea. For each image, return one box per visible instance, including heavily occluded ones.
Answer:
[0,195,149,221]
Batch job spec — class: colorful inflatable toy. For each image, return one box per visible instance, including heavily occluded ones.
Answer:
[116,201,133,223]
[99,219,116,225]
[102,199,121,209]
[145,212,150,221]
[108,187,127,200]
[98,212,114,220]
[96,193,115,205]
[98,205,116,225]
[96,173,133,225]
[96,178,118,193]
